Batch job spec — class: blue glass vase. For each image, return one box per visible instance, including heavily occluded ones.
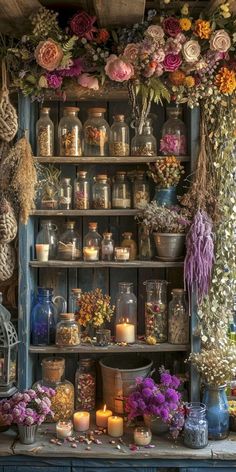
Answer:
[154,187,178,206]
[203,385,229,440]
[31,288,57,346]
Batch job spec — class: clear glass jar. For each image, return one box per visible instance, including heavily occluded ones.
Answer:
[134,426,152,446]
[131,120,157,157]
[75,358,96,411]
[31,288,57,345]
[58,178,72,210]
[74,171,90,209]
[109,114,130,156]
[138,224,152,261]
[56,313,80,346]
[115,282,137,343]
[133,171,150,209]
[121,232,137,260]
[84,108,110,157]
[101,232,114,261]
[112,171,131,209]
[184,403,208,449]
[114,247,130,262]
[144,280,168,343]
[58,221,81,260]
[41,181,58,210]
[36,220,58,260]
[70,288,82,315]
[92,174,111,209]
[168,289,189,344]
[83,222,102,261]
[36,107,54,157]
[58,107,82,157]
[160,107,187,156]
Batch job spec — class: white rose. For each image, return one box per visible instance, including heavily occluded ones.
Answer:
[210,29,231,52]
[145,25,165,42]
[182,40,201,63]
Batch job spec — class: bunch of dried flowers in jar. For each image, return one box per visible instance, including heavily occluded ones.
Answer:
[75,288,114,335]
[148,156,184,189]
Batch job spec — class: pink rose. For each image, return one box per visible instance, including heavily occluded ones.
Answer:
[182,40,201,63]
[123,43,140,63]
[175,33,187,44]
[35,39,63,71]
[210,29,231,53]
[163,53,182,72]
[165,38,182,55]
[70,11,97,40]
[152,48,165,63]
[145,25,165,42]
[163,17,181,37]
[105,55,134,82]
[77,73,99,90]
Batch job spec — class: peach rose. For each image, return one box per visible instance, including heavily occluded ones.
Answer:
[105,55,134,82]
[182,40,201,63]
[77,73,99,90]
[35,39,63,71]
[210,29,231,53]
[123,43,140,63]
[145,25,165,42]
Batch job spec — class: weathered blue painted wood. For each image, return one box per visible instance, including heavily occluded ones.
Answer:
[3,468,71,472]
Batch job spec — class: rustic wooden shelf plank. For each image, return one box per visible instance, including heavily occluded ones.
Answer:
[34,155,190,164]
[29,260,184,268]
[30,209,139,216]
[29,342,189,354]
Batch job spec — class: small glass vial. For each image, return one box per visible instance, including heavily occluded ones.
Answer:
[112,171,131,209]
[160,107,187,156]
[184,403,208,449]
[92,174,111,209]
[36,107,54,157]
[70,288,82,315]
[58,221,81,260]
[83,222,102,261]
[168,289,189,344]
[134,426,152,446]
[56,313,80,347]
[109,114,130,156]
[75,358,96,411]
[144,280,168,343]
[115,282,137,343]
[131,119,157,157]
[138,224,152,261]
[101,232,114,261]
[133,171,150,209]
[58,178,72,210]
[84,108,110,157]
[74,171,90,209]
[121,232,137,260]
[58,107,82,157]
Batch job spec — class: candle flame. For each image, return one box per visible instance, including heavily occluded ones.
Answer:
[121,318,130,324]
[103,404,107,412]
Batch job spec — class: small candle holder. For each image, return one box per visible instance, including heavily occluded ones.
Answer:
[73,411,90,432]
[83,246,99,261]
[56,420,73,439]
[114,247,130,262]
[134,426,152,446]
[95,329,111,346]
[35,244,49,262]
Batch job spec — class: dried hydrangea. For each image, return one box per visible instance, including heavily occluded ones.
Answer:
[136,202,191,233]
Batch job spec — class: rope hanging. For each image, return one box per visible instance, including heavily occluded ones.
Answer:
[0,59,18,143]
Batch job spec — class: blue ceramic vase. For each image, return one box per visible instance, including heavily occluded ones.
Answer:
[203,384,229,440]
[154,186,178,206]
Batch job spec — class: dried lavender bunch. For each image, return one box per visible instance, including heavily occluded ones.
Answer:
[136,201,190,234]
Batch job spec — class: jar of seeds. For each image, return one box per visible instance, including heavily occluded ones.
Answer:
[92,174,111,209]
[74,171,90,209]
[58,178,72,210]
[109,115,130,156]
[168,289,189,344]
[131,119,157,157]
[75,358,96,411]
[184,403,208,449]
[36,107,54,157]
[56,313,80,347]
[58,107,82,157]
[144,280,168,343]
[133,171,150,209]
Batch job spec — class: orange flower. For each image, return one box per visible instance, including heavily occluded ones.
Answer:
[184,76,195,88]
[215,67,236,95]
[96,28,109,43]
[35,39,63,71]
[169,70,186,85]
[179,18,192,31]
[194,19,212,39]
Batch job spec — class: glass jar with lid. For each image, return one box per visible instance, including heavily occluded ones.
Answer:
[36,107,54,157]
[70,288,82,315]
[112,171,131,209]
[133,171,150,209]
[83,222,102,261]
[84,108,110,157]
[121,232,137,260]
[75,358,96,411]
[36,220,58,260]
[101,232,114,261]
[57,221,81,260]
[58,107,82,157]
[115,282,137,344]
[41,181,58,210]
[160,107,187,156]
[184,403,208,449]
[138,224,152,261]
[58,178,72,210]
[168,289,189,344]
[92,174,111,209]
[56,313,80,347]
[144,280,168,343]
[109,114,130,156]
[74,171,90,209]
[131,120,157,157]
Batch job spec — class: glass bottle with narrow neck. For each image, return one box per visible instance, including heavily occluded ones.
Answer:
[121,232,137,260]
[101,232,114,261]
[59,178,72,210]
[160,107,187,156]
[112,171,131,209]
[84,108,110,157]
[58,107,82,157]
[110,114,130,156]
[115,283,137,344]
[74,171,90,209]
[168,289,189,344]
[131,119,157,157]
[36,220,58,260]
[36,107,54,157]
[83,222,102,261]
[58,221,81,260]
[31,288,57,346]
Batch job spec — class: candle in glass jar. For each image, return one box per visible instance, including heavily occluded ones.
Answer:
[83,246,99,261]
[73,411,90,432]
[96,404,113,428]
[56,420,73,439]
[107,415,124,437]
[114,247,130,261]
[134,426,152,446]
[116,320,135,343]
[35,244,49,262]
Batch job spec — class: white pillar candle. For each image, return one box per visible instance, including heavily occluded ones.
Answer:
[116,322,135,343]
[56,420,73,439]
[107,415,124,437]
[96,405,113,428]
[73,411,90,432]
[35,244,49,262]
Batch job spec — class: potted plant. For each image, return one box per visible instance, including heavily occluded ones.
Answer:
[136,202,190,260]
[75,288,114,340]
[126,367,184,438]
[0,385,55,444]
[148,156,185,206]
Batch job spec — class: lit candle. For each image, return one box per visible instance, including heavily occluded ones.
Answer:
[114,247,130,261]
[96,404,113,428]
[35,244,49,262]
[83,246,99,261]
[134,426,152,446]
[116,320,135,343]
[56,420,73,439]
[73,411,90,432]
[107,415,124,437]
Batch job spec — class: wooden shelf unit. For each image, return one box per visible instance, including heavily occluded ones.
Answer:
[29,260,184,268]
[29,342,190,354]
[34,155,190,164]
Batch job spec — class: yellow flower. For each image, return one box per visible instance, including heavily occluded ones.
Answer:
[194,19,212,39]
[181,2,189,15]
[215,67,236,95]
[222,11,231,18]
[179,18,192,31]
[220,2,230,12]
[184,76,195,88]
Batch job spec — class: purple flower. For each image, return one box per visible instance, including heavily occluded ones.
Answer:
[163,53,182,72]
[170,375,181,389]
[142,388,153,399]
[166,388,179,403]
[155,392,165,404]
[46,73,63,89]
[58,58,84,77]
[160,372,172,386]
[160,407,169,422]
[142,378,155,389]
[163,17,181,37]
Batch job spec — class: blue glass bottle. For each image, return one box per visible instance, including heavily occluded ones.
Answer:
[31,288,57,346]
[203,384,229,440]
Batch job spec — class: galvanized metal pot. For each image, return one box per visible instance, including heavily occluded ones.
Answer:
[153,233,185,260]
[18,424,38,445]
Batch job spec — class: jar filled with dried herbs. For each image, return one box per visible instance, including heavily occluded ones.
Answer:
[92,174,111,209]
[74,171,90,209]
[75,358,96,411]
[56,313,80,347]
[144,280,168,343]
[84,108,110,157]
[58,107,82,157]
[109,114,130,156]
[131,120,157,157]
[58,178,72,210]
[133,171,150,209]
[58,221,81,260]
[36,107,54,157]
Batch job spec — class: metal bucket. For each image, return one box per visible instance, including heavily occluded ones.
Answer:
[18,424,38,444]
[100,356,153,414]
[153,233,185,260]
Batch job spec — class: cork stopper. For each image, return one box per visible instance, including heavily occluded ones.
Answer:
[88,107,106,115]
[78,171,87,178]
[64,106,80,114]
[113,114,125,122]
[59,313,75,321]
[41,107,50,113]
[122,232,133,239]
[66,221,76,229]
[103,232,113,239]
[89,222,98,230]
[96,174,108,181]
[71,288,82,294]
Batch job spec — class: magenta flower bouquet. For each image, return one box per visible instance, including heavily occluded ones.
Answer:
[0,385,55,426]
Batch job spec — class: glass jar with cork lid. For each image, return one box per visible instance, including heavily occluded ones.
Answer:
[92,174,111,209]
[36,107,54,157]
[109,114,130,156]
[75,358,96,411]
[131,119,157,157]
[74,171,90,209]
[160,107,187,156]
[83,222,102,261]
[101,232,114,261]
[58,107,82,157]
[112,171,131,209]
[84,108,110,157]
[121,232,137,260]
[56,313,80,347]
[133,171,150,209]
[57,221,81,260]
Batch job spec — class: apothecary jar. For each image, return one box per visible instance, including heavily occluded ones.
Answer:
[160,107,187,156]
[184,403,208,449]
[31,288,57,346]
[57,221,81,261]
[58,107,82,157]
[109,114,130,156]
[84,108,110,157]
[112,171,131,209]
[75,358,96,411]
[131,119,157,157]
[56,313,80,347]
[36,107,54,157]
[144,280,168,343]
[115,283,137,344]
[92,174,111,209]
[168,289,189,344]
[74,171,90,209]
[36,220,58,260]
[133,171,150,209]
